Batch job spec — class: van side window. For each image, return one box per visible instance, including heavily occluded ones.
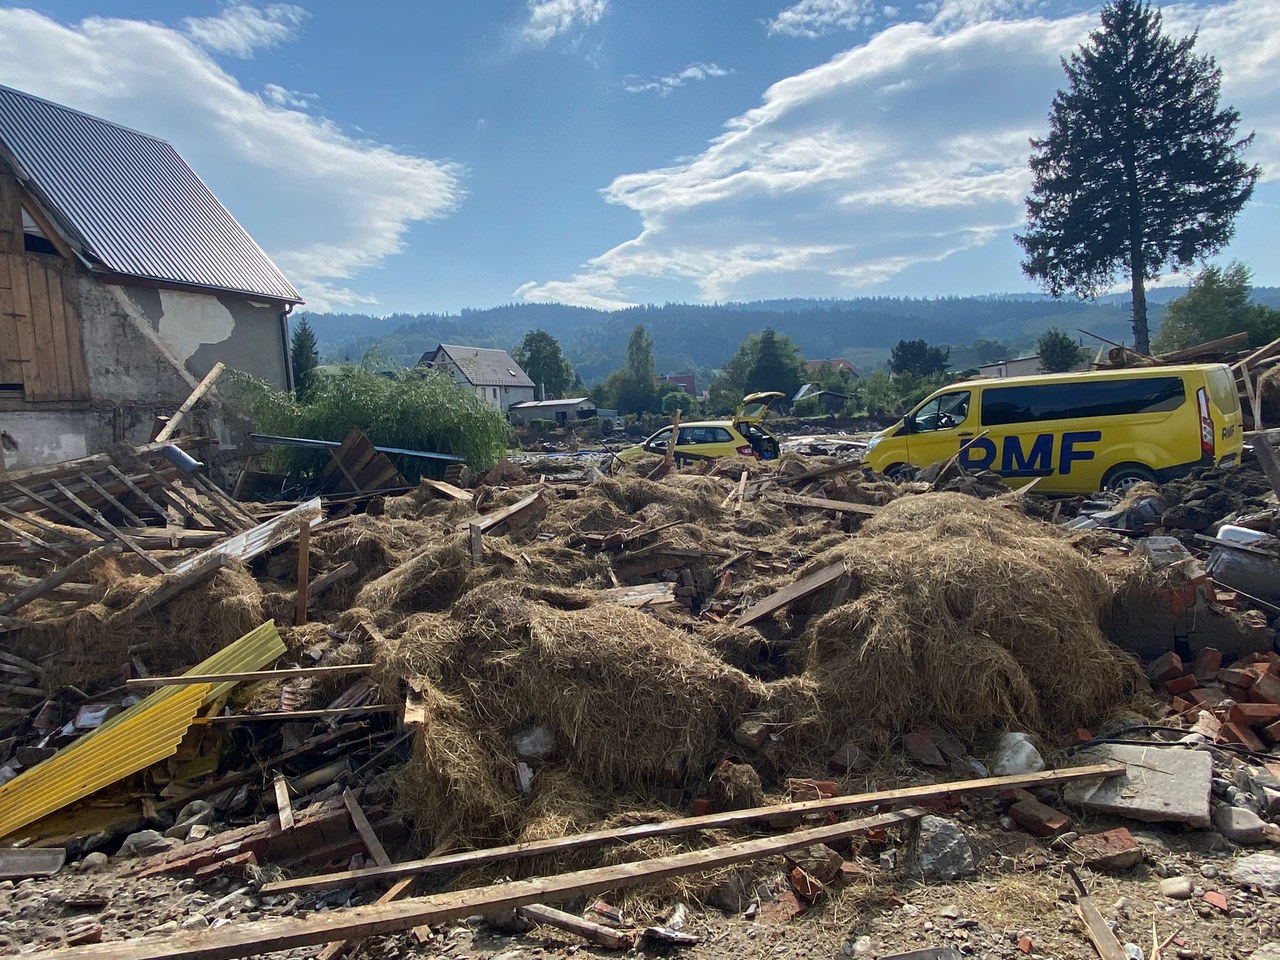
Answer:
[910,390,971,432]
[982,377,1185,426]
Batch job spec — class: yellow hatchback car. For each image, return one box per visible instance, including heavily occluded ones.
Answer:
[617,392,784,465]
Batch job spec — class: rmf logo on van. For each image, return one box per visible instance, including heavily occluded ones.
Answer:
[959,430,1102,477]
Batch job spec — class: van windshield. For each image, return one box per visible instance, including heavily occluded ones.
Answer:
[909,391,971,432]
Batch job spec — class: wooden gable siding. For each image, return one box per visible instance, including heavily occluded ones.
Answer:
[0,172,89,401]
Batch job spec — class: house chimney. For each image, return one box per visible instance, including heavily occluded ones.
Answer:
[540,382,546,401]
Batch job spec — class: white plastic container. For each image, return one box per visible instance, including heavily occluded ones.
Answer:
[1216,524,1271,545]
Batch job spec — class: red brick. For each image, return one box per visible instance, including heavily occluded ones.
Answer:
[1261,719,1280,745]
[1191,712,1223,740]
[789,866,824,903]
[1009,798,1073,838]
[1218,667,1257,689]
[903,732,946,768]
[1070,728,1094,744]
[1148,651,1184,683]
[1018,935,1033,954]
[690,798,713,817]
[1213,590,1238,608]
[1191,648,1223,680]
[1187,686,1226,707]
[1167,697,1194,715]
[1253,671,1280,705]
[1069,828,1142,871]
[1221,722,1266,753]
[1165,674,1200,696]
[758,890,805,923]
[1202,890,1229,912]
[1228,703,1280,727]
[785,778,838,801]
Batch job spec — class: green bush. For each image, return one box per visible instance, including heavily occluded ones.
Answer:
[228,366,509,480]
[793,395,821,418]
[527,419,557,431]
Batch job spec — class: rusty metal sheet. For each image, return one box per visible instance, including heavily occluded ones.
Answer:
[0,621,285,840]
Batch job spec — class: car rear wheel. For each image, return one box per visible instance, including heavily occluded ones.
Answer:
[1102,463,1158,493]
[884,462,918,481]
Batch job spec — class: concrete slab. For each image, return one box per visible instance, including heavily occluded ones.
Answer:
[1062,745,1212,827]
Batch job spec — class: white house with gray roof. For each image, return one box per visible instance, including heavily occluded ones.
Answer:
[417,344,536,412]
[0,83,301,468]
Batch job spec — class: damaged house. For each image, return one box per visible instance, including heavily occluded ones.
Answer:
[0,84,302,469]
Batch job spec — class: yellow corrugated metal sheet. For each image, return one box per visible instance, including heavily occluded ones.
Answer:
[0,621,285,840]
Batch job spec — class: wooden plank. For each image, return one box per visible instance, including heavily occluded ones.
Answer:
[1156,331,1249,363]
[0,572,102,601]
[420,479,472,503]
[23,256,64,400]
[196,705,394,724]
[38,259,74,400]
[171,498,322,575]
[453,491,546,534]
[45,479,162,563]
[125,664,374,687]
[1068,868,1127,960]
[0,543,120,616]
[517,903,634,950]
[294,519,311,626]
[77,472,145,527]
[111,555,228,626]
[1232,334,1280,372]
[5,480,112,545]
[732,470,748,516]
[154,362,225,443]
[7,250,40,401]
[1252,438,1280,502]
[188,474,256,529]
[468,523,483,564]
[58,268,90,400]
[0,173,21,254]
[773,494,880,516]
[599,581,676,607]
[735,562,847,627]
[0,846,65,880]
[314,876,417,960]
[48,479,170,574]
[342,789,391,867]
[0,256,22,387]
[293,560,358,609]
[45,809,923,960]
[263,763,1125,895]
[139,467,226,531]
[273,772,295,832]
[775,460,862,487]
[0,510,73,559]
[930,429,991,489]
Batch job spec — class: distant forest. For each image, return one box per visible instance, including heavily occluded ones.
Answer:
[303,288,1280,385]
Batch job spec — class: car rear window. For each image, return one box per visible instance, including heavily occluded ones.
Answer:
[1204,365,1241,417]
[981,376,1185,426]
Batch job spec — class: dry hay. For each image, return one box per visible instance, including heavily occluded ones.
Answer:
[789,492,1143,752]
[388,580,772,847]
[355,538,471,615]
[313,516,439,575]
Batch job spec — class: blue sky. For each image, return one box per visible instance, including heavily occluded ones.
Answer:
[0,0,1275,314]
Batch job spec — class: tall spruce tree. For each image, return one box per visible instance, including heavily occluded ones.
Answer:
[290,314,319,399]
[1017,0,1259,354]
[513,330,574,398]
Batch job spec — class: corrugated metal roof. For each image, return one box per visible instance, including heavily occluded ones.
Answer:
[421,344,535,388]
[0,84,301,303]
[0,621,286,841]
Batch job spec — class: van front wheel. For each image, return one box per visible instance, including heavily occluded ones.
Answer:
[1102,463,1158,493]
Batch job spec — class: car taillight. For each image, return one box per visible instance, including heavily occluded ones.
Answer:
[1197,387,1214,458]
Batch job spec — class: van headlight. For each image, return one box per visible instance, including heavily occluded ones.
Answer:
[866,434,883,453]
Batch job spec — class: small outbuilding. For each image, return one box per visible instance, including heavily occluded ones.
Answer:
[507,397,597,426]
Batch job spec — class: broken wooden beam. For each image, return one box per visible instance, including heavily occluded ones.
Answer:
[263,763,1124,895]
[0,846,66,880]
[419,479,472,503]
[599,581,677,608]
[294,518,311,626]
[735,562,848,628]
[0,543,121,617]
[772,494,880,516]
[46,809,923,960]
[154,362,225,443]
[452,491,547,534]
[517,903,634,950]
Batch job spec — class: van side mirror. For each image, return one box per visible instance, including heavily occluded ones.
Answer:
[900,416,913,434]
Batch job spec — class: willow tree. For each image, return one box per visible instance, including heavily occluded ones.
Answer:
[1017,0,1259,354]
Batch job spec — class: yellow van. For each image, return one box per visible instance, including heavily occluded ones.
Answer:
[862,364,1243,494]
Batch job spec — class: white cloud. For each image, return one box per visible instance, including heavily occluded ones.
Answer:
[184,3,307,58]
[261,82,316,109]
[521,0,607,47]
[0,8,463,310]
[768,0,874,38]
[518,0,1280,308]
[623,62,732,97]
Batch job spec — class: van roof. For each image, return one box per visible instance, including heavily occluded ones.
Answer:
[960,363,1229,389]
